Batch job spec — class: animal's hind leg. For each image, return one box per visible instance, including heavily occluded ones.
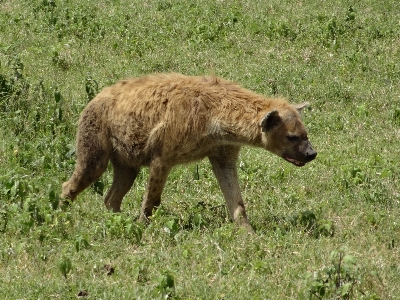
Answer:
[61,147,110,203]
[61,109,110,203]
[104,158,139,212]
[139,158,171,223]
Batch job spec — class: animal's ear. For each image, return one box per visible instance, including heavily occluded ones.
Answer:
[292,102,310,113]
[260,109,281,132]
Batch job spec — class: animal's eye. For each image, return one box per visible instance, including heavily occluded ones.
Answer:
[287,135,299,142]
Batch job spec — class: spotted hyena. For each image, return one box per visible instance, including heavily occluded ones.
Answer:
[61,73,317,229]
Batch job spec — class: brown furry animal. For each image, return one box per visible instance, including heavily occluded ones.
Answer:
[61,73,317,229]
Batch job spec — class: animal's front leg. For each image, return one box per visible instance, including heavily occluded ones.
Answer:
[139,158,171,223]
[208,146,252,231]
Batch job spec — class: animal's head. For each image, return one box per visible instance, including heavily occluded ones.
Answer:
[260,103,317,167]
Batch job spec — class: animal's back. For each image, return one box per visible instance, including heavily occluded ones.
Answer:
[86,74,221,164]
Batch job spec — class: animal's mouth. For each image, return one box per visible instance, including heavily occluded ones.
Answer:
[284,156,306,167]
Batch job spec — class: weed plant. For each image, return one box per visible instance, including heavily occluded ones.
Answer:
[0,0,399,299]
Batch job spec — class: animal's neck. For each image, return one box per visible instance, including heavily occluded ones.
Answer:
[209,112,264,148]
[205,91,284,149]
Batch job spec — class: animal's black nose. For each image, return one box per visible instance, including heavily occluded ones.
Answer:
[307,150,317,161]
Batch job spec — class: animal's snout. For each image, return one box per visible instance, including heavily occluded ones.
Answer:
[306,149,317,161]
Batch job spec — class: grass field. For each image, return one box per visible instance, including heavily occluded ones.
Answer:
[1,0,399,299]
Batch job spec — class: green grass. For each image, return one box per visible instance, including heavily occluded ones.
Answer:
[1,0,399,298]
